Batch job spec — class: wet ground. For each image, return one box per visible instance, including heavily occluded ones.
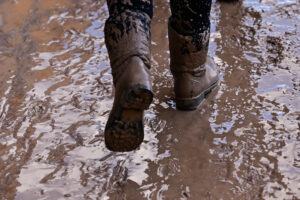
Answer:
[0,0,299,199]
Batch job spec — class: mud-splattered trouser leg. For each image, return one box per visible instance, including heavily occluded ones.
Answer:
[169,0,212,51]
[104,0,153,85]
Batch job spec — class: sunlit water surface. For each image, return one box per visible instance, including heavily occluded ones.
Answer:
[0,0,299,199]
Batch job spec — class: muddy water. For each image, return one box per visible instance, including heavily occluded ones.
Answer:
[0,0,299,199]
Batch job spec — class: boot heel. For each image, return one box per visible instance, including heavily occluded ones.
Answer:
[176,94,205,110]
[176,79,219,110]
[122,84,153,110]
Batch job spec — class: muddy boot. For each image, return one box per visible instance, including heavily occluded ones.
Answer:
[104,9,153,152]
[168,22,219,110]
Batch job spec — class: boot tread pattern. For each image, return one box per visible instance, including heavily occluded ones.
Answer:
[105,84,153,152]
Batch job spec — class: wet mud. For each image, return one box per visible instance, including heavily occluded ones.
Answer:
[0,0,299,199]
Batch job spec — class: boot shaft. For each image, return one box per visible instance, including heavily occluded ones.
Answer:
[104,10,152,85]
[168,22,210,76]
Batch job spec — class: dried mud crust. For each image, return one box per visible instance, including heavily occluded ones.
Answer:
[105,85,153,152]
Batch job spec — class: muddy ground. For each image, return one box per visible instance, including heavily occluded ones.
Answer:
[0,0,299,199]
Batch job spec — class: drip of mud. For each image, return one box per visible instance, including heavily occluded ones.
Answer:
[0,0,299,199]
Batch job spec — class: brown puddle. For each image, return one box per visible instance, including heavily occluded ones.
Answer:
[0,0,299,199]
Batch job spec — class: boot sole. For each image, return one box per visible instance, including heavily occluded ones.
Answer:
[105,84,153,152]
[176,80,219,111]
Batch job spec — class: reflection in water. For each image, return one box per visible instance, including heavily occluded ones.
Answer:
[0,0,299,199]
